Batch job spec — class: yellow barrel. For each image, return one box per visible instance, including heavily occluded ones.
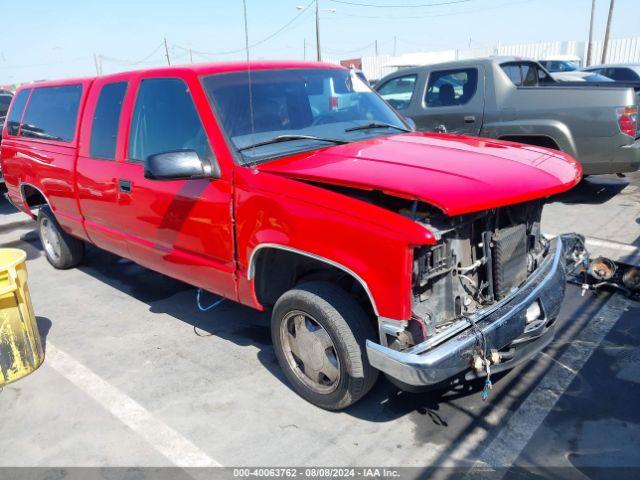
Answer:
[0,248,43,386]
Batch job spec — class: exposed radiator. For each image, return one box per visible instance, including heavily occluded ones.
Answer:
[492,224,528,300]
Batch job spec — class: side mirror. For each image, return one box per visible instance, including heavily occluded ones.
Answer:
[144,150,212,181]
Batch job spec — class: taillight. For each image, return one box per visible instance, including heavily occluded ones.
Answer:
[329,96,338,111]
[616,106,638,137]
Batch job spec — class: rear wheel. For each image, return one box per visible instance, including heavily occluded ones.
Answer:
[38,207,84,269]
[271,281,378,410]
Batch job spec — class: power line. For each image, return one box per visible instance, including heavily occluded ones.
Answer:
[99,42,164,66]
[319,40,378,54]
[333,0,535,20]
[174,0,314,57]
[328,0,471,7]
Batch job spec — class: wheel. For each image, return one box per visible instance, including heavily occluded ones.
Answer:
[271,281,378,410]
[37,207,84,269]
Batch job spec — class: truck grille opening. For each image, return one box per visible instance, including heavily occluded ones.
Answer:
[492,223,528,299]
[406,199,547,348]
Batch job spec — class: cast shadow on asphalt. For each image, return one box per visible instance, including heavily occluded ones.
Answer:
[2,230,43,260]
[551,176,628,205]
[72,244,493,419]
[36,316,52,354]
[73,244,609,425]
[0,198,19,216]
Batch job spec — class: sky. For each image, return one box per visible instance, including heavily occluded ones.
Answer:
[0,0,638,85]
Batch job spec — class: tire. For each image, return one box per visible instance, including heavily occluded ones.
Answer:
[271,281,378,410]
[37,207,84,269]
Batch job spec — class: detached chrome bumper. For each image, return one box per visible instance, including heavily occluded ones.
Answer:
[366,236,568,387]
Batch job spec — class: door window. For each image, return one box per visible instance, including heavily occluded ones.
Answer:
[425,68,478,107]
[90,81,128,160]
[5,89,31,136]
[20,85,82,142]
[376,74,417,110]
[128,78,213,164]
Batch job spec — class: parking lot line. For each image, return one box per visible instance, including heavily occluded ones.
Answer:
[45,343,222,468]
[469,293,631,477]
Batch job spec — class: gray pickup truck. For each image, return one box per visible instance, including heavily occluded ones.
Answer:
[376,57,640,175]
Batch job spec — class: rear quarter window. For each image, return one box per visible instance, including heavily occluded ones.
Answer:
[609,68,640,82]
[5,89,31,136]
[90,81,128,160]
[20,84,83,142]
[500,62,552,86]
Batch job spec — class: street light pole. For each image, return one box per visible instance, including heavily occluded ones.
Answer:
[299,2,334,62]
[315,0,321,62]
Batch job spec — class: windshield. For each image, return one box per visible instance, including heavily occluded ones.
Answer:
[201,68,407,164]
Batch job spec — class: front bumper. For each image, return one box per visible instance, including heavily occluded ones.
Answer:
[366,236,568,387]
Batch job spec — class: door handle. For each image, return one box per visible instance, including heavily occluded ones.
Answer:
[464,115,476,124]
[118,179,132,194]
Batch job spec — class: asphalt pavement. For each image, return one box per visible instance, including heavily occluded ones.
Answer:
[0,174,638,478]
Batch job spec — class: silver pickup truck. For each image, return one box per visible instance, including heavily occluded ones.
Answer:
[376,57,640,175]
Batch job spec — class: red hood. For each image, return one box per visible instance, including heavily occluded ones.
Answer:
[257,132,582,215]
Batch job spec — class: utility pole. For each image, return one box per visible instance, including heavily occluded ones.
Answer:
[189,48,193,64]
[586,0,596,66]
[393,36,397,56]
[374,40,378,56]
[601,0,616,64]
[315,0,321,61]
[163,37,171,66]
[303,38,307,60]
[93,53,100,75]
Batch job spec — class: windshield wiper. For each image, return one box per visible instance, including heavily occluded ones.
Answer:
[344,122,411,133]
[238,134,349,152]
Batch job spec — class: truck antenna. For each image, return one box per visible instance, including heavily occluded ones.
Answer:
[242,0,256,146]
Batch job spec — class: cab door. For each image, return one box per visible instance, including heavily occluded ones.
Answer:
[76,76,131,258]
[411,66,485,136]
[115,73,236,299]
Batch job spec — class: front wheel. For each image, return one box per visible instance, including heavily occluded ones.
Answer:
[271,281,378,410]
[38,207,84,269]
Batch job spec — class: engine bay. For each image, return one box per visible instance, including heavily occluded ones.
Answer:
[402,200,547,349]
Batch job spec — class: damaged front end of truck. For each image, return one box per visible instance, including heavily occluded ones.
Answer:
[257,132,586,393]
[368,199,587,390]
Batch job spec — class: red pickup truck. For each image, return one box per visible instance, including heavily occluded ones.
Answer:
[1,62,581,409]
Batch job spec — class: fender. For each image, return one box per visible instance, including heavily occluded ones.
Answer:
[19,182,50,219]
[247,242,380,317]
